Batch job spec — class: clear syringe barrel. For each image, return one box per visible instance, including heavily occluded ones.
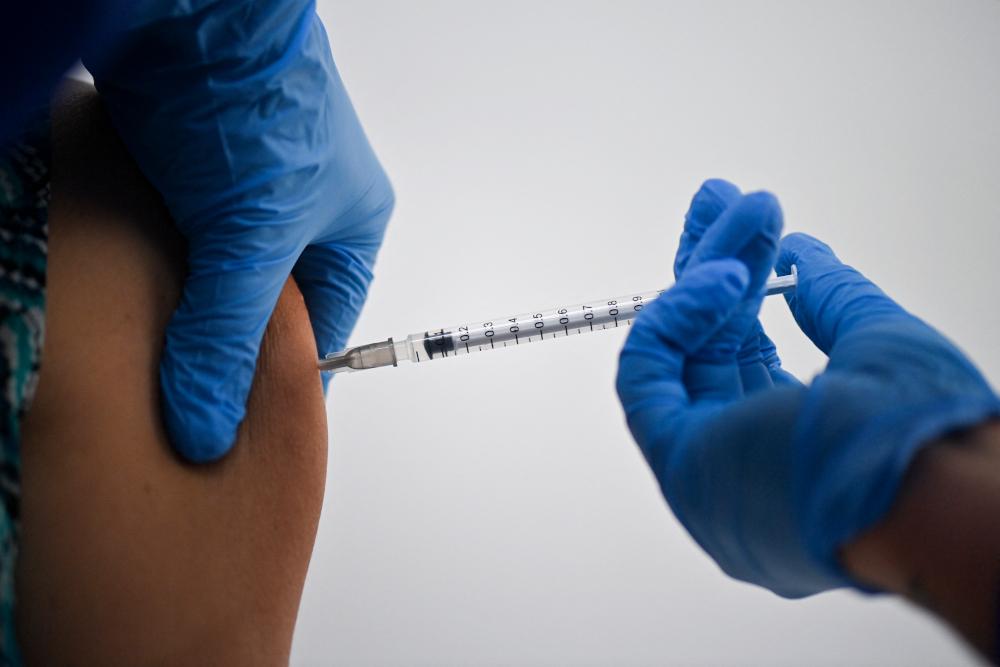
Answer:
[318,269,797,374]
[399,289,662,364]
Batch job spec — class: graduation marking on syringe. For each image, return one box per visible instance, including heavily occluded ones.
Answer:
[318,267,799,375]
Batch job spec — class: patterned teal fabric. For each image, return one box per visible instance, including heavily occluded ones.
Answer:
[0,107,49,667]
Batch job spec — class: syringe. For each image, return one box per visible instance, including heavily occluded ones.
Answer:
[318,268,797,374]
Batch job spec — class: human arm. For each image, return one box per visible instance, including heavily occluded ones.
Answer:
[83,0,394,461]
[842,421,1000,658]
[14,79,327,665]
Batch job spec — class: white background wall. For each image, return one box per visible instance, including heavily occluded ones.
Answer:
[290,2,1000,665]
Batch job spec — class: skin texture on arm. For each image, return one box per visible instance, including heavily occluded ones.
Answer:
[14,80,328,665]
[841,421,1000,661]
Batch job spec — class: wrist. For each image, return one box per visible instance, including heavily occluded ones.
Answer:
[840,419,1000,658]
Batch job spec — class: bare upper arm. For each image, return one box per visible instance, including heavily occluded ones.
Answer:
[15,79,328,665]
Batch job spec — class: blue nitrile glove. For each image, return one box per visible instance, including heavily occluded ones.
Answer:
[671,179,797,395]
[84,0,394,461]
[617,184,1000,598]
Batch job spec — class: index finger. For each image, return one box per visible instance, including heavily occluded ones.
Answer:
[617,259,749,461]
[674,179,743,278]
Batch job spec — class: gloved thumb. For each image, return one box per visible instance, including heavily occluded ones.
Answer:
[777,233,906,355]
[292,240,378,393]
[160,235,297,462]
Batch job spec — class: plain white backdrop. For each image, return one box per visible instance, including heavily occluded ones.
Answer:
[280,2,1000,665]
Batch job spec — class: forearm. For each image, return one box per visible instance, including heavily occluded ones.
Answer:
[841,420,1000,659]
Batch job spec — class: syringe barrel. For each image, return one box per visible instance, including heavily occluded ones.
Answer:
[407,289,664,363]
[320,271,797,372]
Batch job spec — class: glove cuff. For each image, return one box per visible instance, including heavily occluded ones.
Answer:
[795,388,1000,587]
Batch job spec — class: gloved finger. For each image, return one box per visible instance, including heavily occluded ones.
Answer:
[737,323,808,394]
[694,191,785,391]
[758,328,804,387]
[757,327,779,371]
[617,258,750,457]
[674,179,742,279]
[688,296,772,405]
[777,233,907,356]
[736,321,773,394]
[687,192,783,364]
[737,320,766,368]
[160,235,299,462]
[687,191,783,299]
[671,182,774,375]
[292,239,379,393]
[739,362,773,394]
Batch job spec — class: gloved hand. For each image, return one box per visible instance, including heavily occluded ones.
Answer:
[670,179,797,396]
[84,0,394,461]
[617,180,1000,598]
